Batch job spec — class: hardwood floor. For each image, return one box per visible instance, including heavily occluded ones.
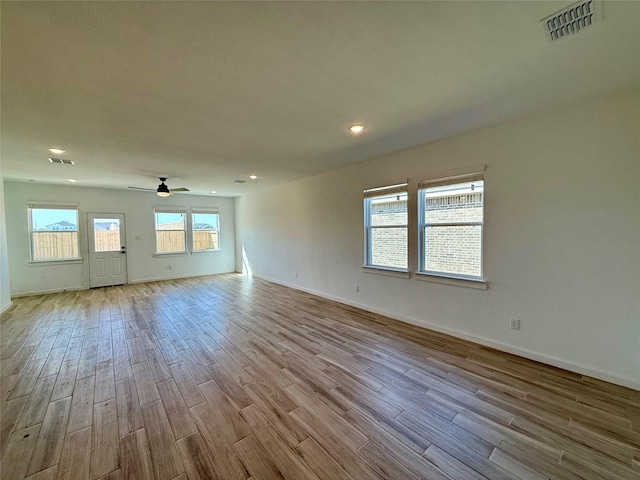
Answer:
[1,274,639,480]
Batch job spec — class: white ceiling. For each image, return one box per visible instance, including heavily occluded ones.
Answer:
[2,1,639,197]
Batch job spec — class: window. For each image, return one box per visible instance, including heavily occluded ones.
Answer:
[29,206,80,261]
[192,211,220,251]
[418,173,484,280]
[364,183,408,270]
[92,218,121,252]
[154,211,187,254]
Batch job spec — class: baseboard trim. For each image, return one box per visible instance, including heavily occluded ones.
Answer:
[252,273,640,391]
[11,286,87,298]
[11,271,236,297]
[0,301,13,314]
[129,271,233,285]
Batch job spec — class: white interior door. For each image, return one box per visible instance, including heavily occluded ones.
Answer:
[88,213,128,288]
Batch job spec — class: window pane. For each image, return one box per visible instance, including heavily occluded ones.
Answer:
[371,193,408,226]
[193,213,218,230]
[192,213,220,251]
[30,208,79,260]
[193,231,219,250]
[424,181,483,224]
[155,211,186,253]
[370,227,408,269]
[93,218,121,252]
[156,231,186,253]
[364,189,408,270]
[424,225,482,277]
[155,212,185,230]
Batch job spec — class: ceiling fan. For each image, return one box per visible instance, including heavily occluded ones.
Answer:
[128,177,190,197]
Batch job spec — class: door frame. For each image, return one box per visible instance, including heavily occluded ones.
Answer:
[86,210,130,287]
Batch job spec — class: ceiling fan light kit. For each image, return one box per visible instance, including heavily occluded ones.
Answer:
[157,177,171,197]
[128,177,189,196]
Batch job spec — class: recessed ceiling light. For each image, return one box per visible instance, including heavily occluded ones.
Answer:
[349,124,365,133]
[249,175,258,180]
[48,148,65,154]
[68,178,78,183]
[210,190,217,194]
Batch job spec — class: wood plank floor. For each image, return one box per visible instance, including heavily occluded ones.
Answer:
[1,274,639,480]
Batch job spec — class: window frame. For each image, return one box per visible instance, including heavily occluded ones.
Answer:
[28,205,82,263]
[191,209,221,252]
[154,208,188,255]
[363,183,409,272]
[417,172,485,282]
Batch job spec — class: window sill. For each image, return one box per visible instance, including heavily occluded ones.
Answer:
[362,265,410,279]
[29,258,83,266]
[192,249,221,254]
[415,271,488,290]
[153,252,189,258]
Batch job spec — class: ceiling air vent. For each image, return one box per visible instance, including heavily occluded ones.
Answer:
[48,157,75,165]
[541,0,600,41]
[233,179,246,183]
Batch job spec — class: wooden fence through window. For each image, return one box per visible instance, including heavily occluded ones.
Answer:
[156,230,219,252]
[32,230,219,259]
[32,232,79,260]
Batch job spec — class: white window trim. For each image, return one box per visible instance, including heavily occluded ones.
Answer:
[362,265,410,278]
[152,206,222,255]
[191,209,221,252]
[190,207,220,213]
[415,271,488,289]
[417,169,485,281]
[363,182,409,272]
[154,209,188,255]
[28,205,82,262]
[28,258,84,266]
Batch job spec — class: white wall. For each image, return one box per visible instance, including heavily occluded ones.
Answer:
[235,86,640,389]
[4,182,236,296]
[0,179,12,313]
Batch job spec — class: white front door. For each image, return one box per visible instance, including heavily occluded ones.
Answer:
[88,213,128,288]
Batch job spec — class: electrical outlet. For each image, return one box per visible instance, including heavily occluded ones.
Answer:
[167,265,173,271]
[295,272,299,278]
[355,285,359,293]
[510,318,520,330]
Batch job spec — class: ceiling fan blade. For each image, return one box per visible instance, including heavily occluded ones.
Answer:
[171,187,190,192]
[128,186,155,191]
